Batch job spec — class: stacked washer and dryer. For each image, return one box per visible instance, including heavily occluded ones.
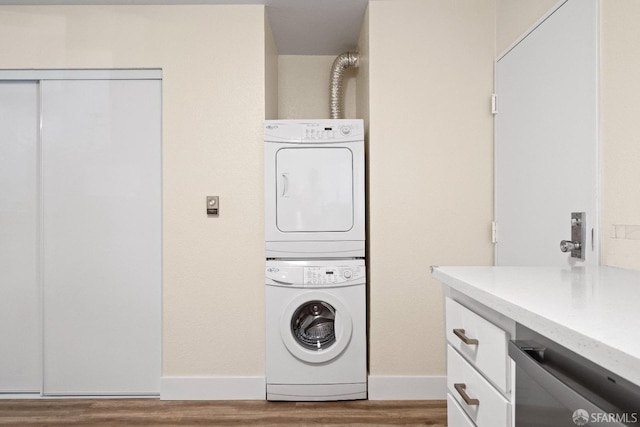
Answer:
[264,119,367,401]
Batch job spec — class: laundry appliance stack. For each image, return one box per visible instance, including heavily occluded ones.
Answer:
[264,119,367,401]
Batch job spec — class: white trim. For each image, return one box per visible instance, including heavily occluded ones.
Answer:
[160,376,266,400]
[0,393,158,399]
[367,376,446,400]
[0,393,41,400]
[594,0,602,265]
[0,69,162,81]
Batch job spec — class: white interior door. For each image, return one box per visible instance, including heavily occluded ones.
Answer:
[495,0,599,266]
[0,82,41,393]
[276,147,354,232]
[41,79,161,395]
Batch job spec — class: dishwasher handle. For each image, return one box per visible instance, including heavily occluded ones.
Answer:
[509,340,627,426]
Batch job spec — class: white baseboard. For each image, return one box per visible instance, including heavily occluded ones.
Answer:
[367,376,447,400]
[0,393,41,400]
[160,376,266,400]
[160,375,445,401]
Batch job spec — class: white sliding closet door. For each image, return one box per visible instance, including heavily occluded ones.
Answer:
[0,82,41,393]
[41,79,161,395]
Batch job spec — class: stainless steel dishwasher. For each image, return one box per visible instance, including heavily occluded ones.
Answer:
[509,324,640,426]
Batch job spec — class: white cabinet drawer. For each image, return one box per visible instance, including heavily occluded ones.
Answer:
[445,297,510,393]
[447,392,476,427]
[447,345,511,427]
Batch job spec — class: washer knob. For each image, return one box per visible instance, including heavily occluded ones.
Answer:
[343,270,353,279]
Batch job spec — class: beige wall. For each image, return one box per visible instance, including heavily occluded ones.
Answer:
[600,1,640,270]
[365,0,495,376]
[265,14,279,120]
[0,5,269,376]
[496,0,561,56]
[1,1,495,392]
[278,55,356,119]
[272,0,640,385]
[275,0,496,380]
[357,6,371,275]
[8,0,632,396]
[356,6,370,140]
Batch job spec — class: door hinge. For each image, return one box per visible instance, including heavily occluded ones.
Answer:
[491,221,498,243]
[491,93,497,114]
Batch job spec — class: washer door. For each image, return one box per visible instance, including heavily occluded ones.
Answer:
[280,291,353,364]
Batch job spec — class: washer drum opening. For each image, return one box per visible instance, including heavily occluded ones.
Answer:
[291,301,336,351]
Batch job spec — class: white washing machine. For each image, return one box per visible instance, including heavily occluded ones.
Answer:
[265,259,367,401]
[264,120,365,259]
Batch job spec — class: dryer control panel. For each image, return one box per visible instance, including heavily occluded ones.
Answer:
[303,266,365,285]
[264,119,364,143]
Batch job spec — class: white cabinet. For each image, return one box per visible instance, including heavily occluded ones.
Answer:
[447,393,476,427]
[447,345,510,426]
[445,297,513,427]
[446,298,510,394]
[0,71,161,397]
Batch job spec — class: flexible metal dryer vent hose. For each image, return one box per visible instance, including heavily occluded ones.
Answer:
[329,52,359,119]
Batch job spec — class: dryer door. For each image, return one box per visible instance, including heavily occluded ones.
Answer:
[280,291,353,364]
[276,147,353,233]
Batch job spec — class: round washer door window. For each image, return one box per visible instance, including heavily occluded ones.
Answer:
[291,301,336,351]
[280,291,353,364]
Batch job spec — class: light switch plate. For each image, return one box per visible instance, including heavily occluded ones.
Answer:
[206,196,219,216]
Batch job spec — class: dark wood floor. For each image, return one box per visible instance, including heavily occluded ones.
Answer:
[0,399,447,426]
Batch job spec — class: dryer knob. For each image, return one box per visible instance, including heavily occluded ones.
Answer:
[343,270,353,279]
[340,126,351,136]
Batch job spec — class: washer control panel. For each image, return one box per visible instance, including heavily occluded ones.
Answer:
[303,266,364,285]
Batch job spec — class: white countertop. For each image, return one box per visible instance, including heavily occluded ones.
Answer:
[432,266,640,387]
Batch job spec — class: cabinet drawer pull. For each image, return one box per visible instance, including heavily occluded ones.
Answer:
[454,383,480,406]
[453,328,479,345]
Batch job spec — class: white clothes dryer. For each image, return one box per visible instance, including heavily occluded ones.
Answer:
[264,120,365,259]
[265,259,367,401]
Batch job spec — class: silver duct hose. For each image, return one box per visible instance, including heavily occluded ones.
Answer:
[329,52,359,119]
